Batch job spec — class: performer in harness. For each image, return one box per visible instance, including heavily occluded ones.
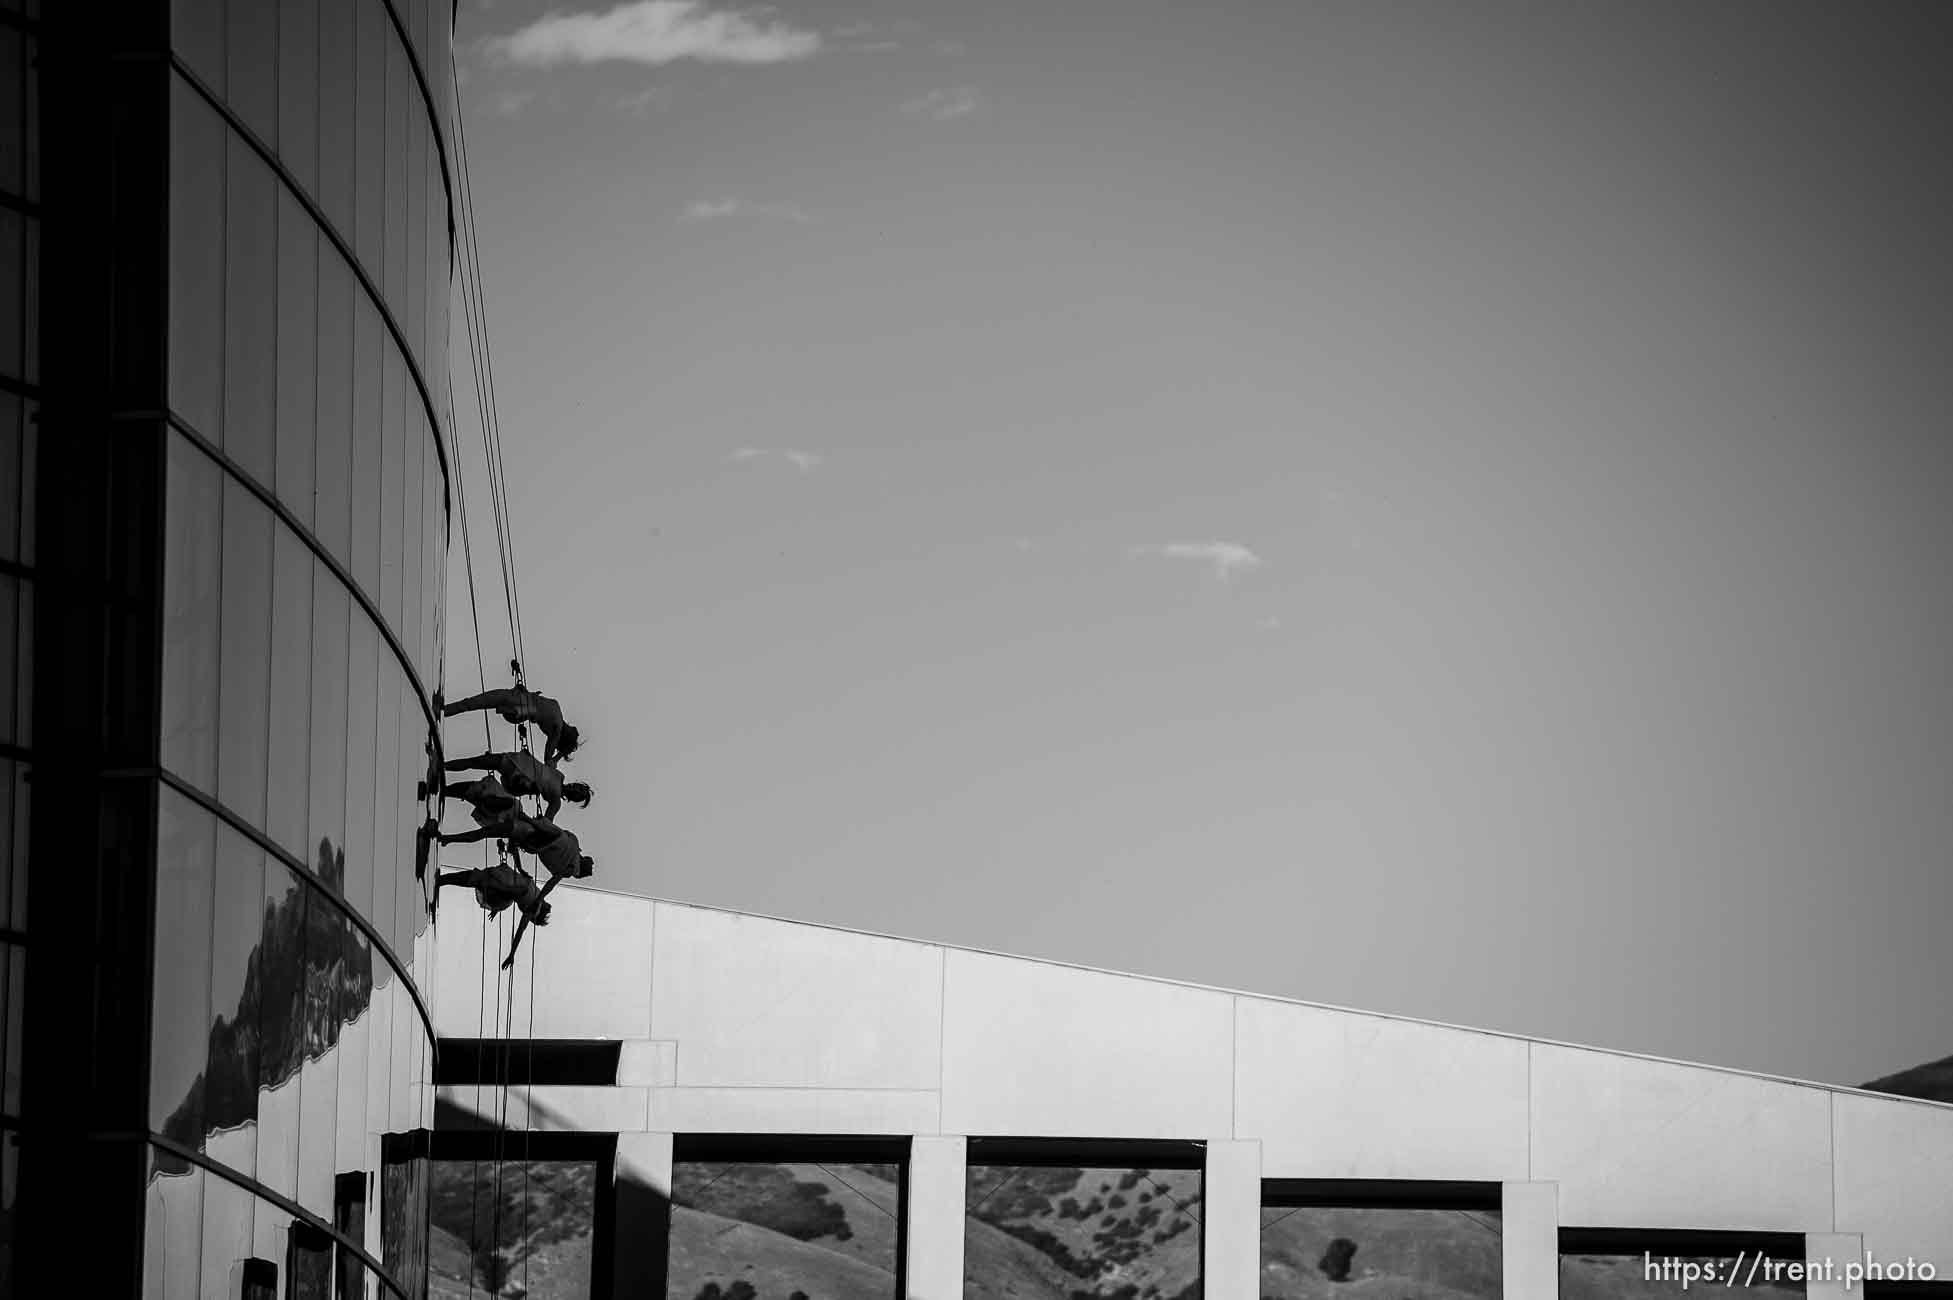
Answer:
[436,813,594,884]
[440,686,583,765]
[441,749,593,821]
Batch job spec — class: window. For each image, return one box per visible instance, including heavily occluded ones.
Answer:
[224,137,279,484]
[151,789,217,1140]
[307,563,350,885]
[666,1136,908,1300]
[144,1155,207,1300]
[1261,1183,1500,1300]
[1558,1231,1804,1300]
[315,247,355,566]
[354,0,386,276]
[160,434,223,791]
[430,1132,617,1300]
[257,861,309,1204]
[268,517,316,859]
[226,0,279,145]
[217,480,275,827]
[380,344,406,633]
[207,829,269,1178]
[316,0,356,238]
[334,1171,366,1300]
[173,0,225,98]
[351,294,384,598]
[169,76,226,440]
[343,613,380,918]
[382,1133,431,1300]
[966,1141,1201,1300]
[276,190,319,529]
[277,0,321,196]
[286,1219,335,1300]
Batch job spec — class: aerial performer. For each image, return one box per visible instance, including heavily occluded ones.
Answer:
[441,685,583,765]
[435,813,593,887]
[434,863,557,967]
[440,749,593,821]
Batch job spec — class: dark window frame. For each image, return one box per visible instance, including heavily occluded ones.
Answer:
[1262,1179,1502,1211]
[434,1036,621,1087]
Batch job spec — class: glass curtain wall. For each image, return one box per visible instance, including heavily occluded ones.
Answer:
[143,0,454,1295]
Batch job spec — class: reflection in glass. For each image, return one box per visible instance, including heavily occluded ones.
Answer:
[151,790,216,1139]
[289,1219,336,1300]
[207,831,267,1179]
[383,1137,431,1300]
[168,75,224,438]
[258,860,307,1202]
[965,1167,1202,1300]
[1560,1255,1801,1300]
[160,432,223,790]
[217,480,275,826]
[201,1170,257,1300]
[224,134,278,483]
[668,1161,902,1300]
[432,1157,599,1300]
[344,616,380,919]
[143,1153,205,1300]
[277,189,320,527]
[1260,1208,1500,1300]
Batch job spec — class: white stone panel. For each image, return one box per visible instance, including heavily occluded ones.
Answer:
[1203,1141,1262,1300]
[649,1086,940,1134]
[907,1137,968,1300]
[1531,1045,1832,1231]
[1503,1183,1560,1300]
[1804,1234,1863,1300]
[940,950,1233,1138]
[617,1040,678,1086]
[433,884,656,1040]
[1833,1092,1953,1272]
[650,902,944,1089]
[1234,997,1529,1180]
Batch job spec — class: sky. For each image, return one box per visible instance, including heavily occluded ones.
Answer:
[439,0,1953,1088]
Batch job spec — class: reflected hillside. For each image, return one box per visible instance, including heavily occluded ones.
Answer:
[155,839,375,1172]
[1258,1208,1500,1300]
[966,1167,1202,1300]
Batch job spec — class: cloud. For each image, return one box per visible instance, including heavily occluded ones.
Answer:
[1130,541,1265,582]
[730,447,823,472]
[488,1,822,69]
[901,86,981,120]
[682,197,810,223]
[484,89,538,116]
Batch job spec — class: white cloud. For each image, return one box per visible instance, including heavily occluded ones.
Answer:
[901,86,981,120]
[488,1,822,68]
[730,447,823,472]
[1130,541,1265,582]
[682,197,810,223]
[484,89,537,116]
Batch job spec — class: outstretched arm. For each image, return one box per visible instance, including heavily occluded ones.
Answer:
[544,793,562,821]
[439,818,519,846]
[500,874,568,970]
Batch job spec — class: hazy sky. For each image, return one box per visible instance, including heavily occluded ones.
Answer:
[440,0,1953,1087]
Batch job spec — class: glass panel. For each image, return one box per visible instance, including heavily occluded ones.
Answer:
[289,1219,336,1300]
[1562,1254,1806,1300]
[317,247,355,565]
[337,1169,369,1299]
[405,111,426,374]
[0,759,14,935]
[168,76,226,439]
[200,1166,257,1300]
[402,408,425,674]
[152,789,217,1142]
[269,516,316,859]
[380,345,405,633]
[965,1167,1201,1300]
[432,1156,600,1299]
[258,859,308,1203]
[172,0,225,98]
[207,831,268,1178]
[0,28,20,195]
[352,294,384,598]
[161,433,223,791]
[227,0,279,143]
[308,563,351,879]
[217,480,275,826]
[1261,1207,1500,1300]
[385,37,409,318]
[143,1152,206,1300]
[344,614,379,920]
[355,0,386,275]
[334,926,375,1206]
[296,893,343,1217]
[382,1139,430,1300]
[0,576,14,746]
[368,666,401,951]
[278,0,321,196]
[277,190,320,528]
[224,136,280,483]
[317,0,356,237]
[0,392,20,562]
[671,1160,903,1300]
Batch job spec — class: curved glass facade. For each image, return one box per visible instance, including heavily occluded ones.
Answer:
[139,0,455,1296]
